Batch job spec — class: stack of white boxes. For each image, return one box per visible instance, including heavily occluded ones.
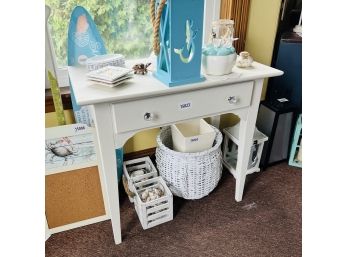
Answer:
[123,157,173,229]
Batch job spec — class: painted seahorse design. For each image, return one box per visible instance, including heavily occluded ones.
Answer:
[174,19,197,63]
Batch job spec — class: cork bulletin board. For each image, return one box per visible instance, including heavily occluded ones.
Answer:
[46,166,106,228]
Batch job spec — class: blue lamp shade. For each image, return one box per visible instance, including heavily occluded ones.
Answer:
[154,0,205,87]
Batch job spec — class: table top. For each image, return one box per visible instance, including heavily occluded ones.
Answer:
[68,61,283,106]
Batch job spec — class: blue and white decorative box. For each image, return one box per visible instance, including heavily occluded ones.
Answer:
[154,0,205,87]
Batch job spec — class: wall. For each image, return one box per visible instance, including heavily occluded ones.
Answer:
[245,0,282,99]
[45,110,75,128]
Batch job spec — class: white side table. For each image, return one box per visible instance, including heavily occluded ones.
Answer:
[68,62,283,244]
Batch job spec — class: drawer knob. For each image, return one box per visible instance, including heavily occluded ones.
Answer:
[228,96,238,104]
[144,112,154,121]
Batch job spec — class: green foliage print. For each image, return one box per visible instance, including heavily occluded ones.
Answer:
[45,0,153,66]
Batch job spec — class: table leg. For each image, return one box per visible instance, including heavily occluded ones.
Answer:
[234,79,264,202]
[92,103,122,244]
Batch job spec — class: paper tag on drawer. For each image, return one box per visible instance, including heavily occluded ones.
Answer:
[178,101,192,110]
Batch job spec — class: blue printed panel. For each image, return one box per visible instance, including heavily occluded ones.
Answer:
[68,6,107,67]
[68,6,107,126]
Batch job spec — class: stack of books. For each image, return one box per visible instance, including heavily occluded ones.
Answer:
[87,66,133,87]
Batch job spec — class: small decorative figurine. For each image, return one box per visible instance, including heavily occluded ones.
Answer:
[132,63,151,75]
[236,51,253,68]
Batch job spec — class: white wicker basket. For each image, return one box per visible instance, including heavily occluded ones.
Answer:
[156,126,222,199]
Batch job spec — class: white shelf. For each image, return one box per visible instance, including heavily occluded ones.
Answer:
[223,123,268,145]
[223,159,260,179]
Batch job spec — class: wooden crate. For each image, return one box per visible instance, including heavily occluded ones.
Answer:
[133,177,173,229]
[123,157,158,203]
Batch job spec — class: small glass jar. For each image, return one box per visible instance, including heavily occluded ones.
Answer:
[210,19,235,48]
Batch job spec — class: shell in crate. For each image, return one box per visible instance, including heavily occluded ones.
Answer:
[133,177,173,230]
[123,157,159,203]
[156,126,222,199]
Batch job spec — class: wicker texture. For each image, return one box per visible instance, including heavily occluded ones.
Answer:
[155,126,222,199]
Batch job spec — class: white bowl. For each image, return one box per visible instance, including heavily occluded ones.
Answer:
[202,53,237,76]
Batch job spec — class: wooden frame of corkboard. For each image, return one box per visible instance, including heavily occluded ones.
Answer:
[45,123,110,234]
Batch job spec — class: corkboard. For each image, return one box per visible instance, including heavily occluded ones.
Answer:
[45,166,106,228]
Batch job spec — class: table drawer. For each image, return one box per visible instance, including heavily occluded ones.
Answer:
[112,81,253,133]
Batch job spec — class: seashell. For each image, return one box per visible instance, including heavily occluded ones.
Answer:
[131,169,144,178]
[236,51,253,68]
[153,188,159,195]
[157,188,164,197]
[158,189,164,197]
[141,190,149,201]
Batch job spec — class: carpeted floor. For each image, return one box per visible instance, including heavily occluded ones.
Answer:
[46,162,301,257]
